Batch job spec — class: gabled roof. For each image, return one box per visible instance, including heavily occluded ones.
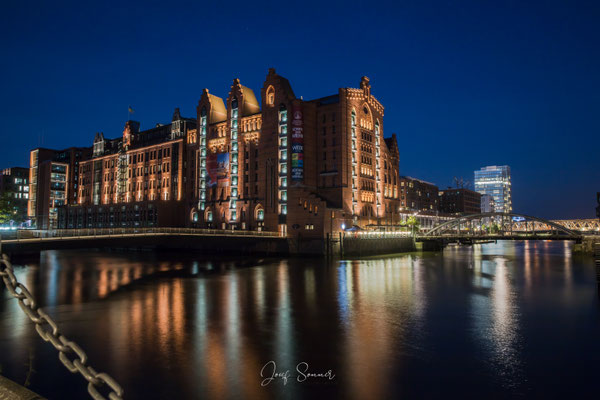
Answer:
[240,85,260,116]
[207,93,227,124]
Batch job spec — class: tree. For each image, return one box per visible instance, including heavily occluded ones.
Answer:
[0,192,24,225]
[0,192,12,224]
[406,216,420,236]
[489,223,500,234]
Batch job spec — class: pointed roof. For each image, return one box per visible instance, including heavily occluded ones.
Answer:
[240,85,260,116]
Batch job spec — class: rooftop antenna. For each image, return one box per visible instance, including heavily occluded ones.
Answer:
[453,176,471,189]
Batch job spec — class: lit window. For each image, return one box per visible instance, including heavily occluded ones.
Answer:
[266,86,275,106]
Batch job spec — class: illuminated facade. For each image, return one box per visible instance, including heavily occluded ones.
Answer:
[474,165,512,213]
[58,109,196,228]
[481,194,495,213]
[56,69,402,237]
[191,69,401,236]
[28,147,90,229]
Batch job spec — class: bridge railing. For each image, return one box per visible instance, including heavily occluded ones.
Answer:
[420,231,571,238]
[2,227,283,242]
[342,231,413,239]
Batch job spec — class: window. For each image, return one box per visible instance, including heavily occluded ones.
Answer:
[266,86,275,106]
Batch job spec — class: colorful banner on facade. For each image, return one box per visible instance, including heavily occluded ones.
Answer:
[291,103,304,182]
[207,154,218,187]
[217,152,230,185]
[207,152,230,187]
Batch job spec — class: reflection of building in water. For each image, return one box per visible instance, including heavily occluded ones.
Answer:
[336,257,423,400]
[490,257,522,382]
[275,262,293,383]
[31,251,192,305]
[470,249,522,386]
[186,262,272,399]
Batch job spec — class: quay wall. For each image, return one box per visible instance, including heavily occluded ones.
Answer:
[341,237,415,257]
[572,236,600,253]
[0,235,289,257]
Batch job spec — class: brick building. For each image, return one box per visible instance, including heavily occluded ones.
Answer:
[192,69,400,236]
[399,176,439,212]
[58,108,196,228]
[28,147,91,229]
[439,188,482,215]
[54,68,402,238]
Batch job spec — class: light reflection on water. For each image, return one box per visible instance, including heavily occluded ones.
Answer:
[0,241,599,399]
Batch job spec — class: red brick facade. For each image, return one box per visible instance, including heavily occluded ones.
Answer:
[58,69,402,237]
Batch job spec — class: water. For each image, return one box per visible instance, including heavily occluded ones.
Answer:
[1,241,599,399]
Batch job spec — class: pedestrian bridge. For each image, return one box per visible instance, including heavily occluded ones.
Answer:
[0,227,287,256]
[417,212,584,243]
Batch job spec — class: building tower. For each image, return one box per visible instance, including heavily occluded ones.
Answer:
[474,165,512,213]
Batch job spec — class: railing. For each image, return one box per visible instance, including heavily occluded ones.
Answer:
[342,231,413,239]
[419,231,574,237]
[1,227,284,242]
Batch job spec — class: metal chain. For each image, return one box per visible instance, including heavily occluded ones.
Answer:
[0,253,124,400]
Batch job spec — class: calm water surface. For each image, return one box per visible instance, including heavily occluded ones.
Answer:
[1,241,599,399]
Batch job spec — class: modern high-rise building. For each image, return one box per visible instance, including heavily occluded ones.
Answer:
[474,165,512,213]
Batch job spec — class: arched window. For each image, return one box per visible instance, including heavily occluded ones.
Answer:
[257,209,264,221]
[266,86,275,106]
[232,98,238,109]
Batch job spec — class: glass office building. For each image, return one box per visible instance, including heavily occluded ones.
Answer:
[474,165,512,213]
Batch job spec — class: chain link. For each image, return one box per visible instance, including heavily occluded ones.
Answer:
[0,253,124,399]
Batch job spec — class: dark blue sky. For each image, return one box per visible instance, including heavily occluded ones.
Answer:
[1,0,598,219]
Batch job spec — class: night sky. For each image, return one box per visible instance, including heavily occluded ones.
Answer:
[1,0,598,219]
